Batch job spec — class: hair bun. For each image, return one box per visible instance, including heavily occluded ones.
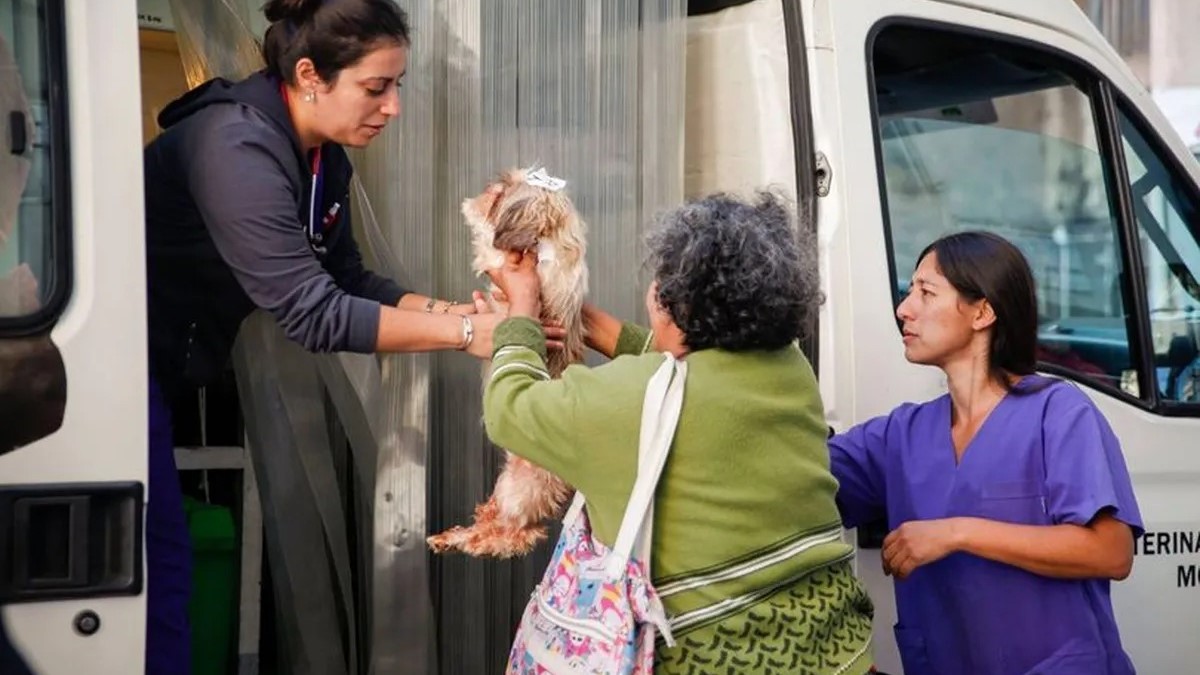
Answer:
[263,0,322,24]
[260,0,411,84]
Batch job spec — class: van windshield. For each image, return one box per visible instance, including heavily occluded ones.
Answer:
[873,23,1200,403]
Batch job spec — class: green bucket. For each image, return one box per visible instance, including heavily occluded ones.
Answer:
[183,496,238,675]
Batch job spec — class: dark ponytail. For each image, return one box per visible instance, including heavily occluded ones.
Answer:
[261,0,411,84]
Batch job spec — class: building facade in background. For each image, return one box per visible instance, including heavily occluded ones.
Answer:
[1083,0,1200,151]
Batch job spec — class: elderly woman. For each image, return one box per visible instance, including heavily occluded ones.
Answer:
[484,191,875,674]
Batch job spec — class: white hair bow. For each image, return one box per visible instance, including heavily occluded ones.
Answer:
[525,166,566,192]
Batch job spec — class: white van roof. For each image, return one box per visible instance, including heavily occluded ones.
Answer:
[928,0,1139,88]
[938,0,1097,39]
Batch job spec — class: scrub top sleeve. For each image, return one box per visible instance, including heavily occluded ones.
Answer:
[1042,388,1145,537]
[828,414,891,529]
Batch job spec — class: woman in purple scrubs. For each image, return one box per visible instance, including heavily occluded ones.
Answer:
[830,231,1143,675]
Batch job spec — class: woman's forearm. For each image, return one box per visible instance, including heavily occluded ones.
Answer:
[397,292,474,316]
[376,305,467,352]
[582,303,621,359]
[953,514,1133,580]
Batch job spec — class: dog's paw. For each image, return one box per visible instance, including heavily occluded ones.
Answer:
[465,524,547,559]
[437,524,548,559]
[426,528,467,554]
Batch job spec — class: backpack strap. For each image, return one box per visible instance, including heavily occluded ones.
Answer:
[606,353,687,577]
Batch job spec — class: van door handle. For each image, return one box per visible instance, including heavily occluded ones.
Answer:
[9,111,26,155]
[0,482,143,603]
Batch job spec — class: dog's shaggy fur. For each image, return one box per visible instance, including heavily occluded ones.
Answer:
[426,167,587,558]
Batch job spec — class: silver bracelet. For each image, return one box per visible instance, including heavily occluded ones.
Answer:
[458,315,475,351]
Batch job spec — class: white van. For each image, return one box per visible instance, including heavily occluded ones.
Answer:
[0,1,1197,673]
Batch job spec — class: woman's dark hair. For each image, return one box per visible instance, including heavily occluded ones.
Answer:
[261,0,411,84]
[647,190,822,352]
[917,231,1039,390]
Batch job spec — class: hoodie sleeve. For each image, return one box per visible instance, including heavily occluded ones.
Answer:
[182,107,381,353]
[323,198,411,306]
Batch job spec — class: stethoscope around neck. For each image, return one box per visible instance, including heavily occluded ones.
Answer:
[279,80,332,255]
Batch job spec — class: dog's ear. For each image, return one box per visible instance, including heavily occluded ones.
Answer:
[464,180,507,223]
[543,194,585,265]
[491,195,543,252]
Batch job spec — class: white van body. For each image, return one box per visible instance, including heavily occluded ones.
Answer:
[1,1,1197,673]
[0,1,148,673]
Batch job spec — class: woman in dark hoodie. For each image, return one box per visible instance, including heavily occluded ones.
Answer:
[142,1,554,669]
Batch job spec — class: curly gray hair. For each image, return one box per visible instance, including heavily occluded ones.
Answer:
[646,190,822,352]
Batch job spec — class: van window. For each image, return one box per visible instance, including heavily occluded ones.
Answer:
[1117,106,1200,403]
[871,24,1135,395]
[0,0,70,331]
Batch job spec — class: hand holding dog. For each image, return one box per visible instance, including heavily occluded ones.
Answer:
[480,253,567,351]
[488,250,541,319]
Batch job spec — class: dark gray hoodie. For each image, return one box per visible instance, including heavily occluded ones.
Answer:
[144,71,408,396]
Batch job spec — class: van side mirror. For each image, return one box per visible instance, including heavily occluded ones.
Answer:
[0,336,66,455]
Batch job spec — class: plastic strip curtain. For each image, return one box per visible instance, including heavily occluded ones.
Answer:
[167,0,685,672]
[385,2,684,671]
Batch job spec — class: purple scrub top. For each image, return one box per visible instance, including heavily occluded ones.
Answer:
[830,376,1142,675]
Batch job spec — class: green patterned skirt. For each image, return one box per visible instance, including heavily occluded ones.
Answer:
[655,560,875,675]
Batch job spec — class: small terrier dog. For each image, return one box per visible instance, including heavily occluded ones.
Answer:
[426,167,587,558]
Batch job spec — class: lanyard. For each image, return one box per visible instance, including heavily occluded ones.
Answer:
[280,81,331,253]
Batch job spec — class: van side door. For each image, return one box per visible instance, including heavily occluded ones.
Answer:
[0,1,149,673]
